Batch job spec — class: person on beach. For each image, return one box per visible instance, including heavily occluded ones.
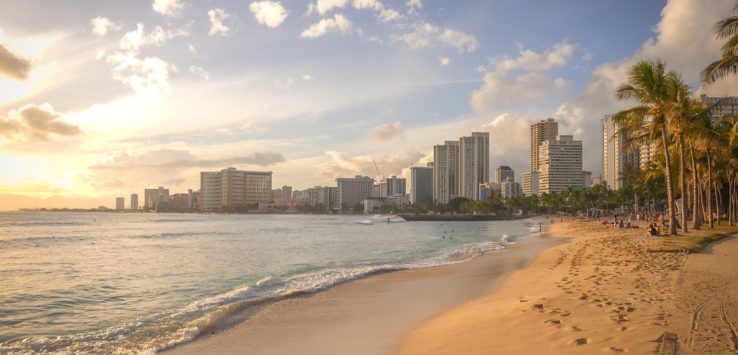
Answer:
[538,222,543,238]
[646,224,659,236]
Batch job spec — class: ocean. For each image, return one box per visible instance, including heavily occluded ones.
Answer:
[0,212,539,354]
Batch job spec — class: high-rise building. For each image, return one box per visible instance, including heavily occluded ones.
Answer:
[281,185,292,199]
[522,172,539,196]
[144,187,169,209]
[479,182,500,200]
[199,168,272,210]
[410,166,433,204]
[305,186,336,211]
[115,197,124,210]
[170,193,189,209]
[639,142,658,170]
[602,115,640,189]
[380,176,407,197]
[336,176,374,210]
[130,193,139,210]
[539,135,583,194]
[530,118,559,172]
[433,141,460,204]
[187,189,199,209]
[500,178,522,199]
[495,166,514,184]
[696,94,738,121]
[459,132,490,200]
[583,171,593,188]
[245,171,272,205]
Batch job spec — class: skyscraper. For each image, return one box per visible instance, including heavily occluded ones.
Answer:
[459,132,490,200]
[433,141,460,204]
[410,166,433,204]
[130,193,139,210]
[115,197,124,210]
[530,118,558,172]
[539,135,583,194]
[495,166,514,184]
[602,115,640,189]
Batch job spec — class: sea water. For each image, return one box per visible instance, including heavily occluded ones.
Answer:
[0,212,539,354]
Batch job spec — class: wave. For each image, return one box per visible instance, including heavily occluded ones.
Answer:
[2,221,88,227]
[129,232,204,240]
[0,229,527,354]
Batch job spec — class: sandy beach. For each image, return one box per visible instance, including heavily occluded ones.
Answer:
[401,219,738,354]
[167,232,559,355]
[165,219,738,355]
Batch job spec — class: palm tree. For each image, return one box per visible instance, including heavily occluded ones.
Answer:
[614,59,678,235]
[702,2,738,84]
[664,72,693,233]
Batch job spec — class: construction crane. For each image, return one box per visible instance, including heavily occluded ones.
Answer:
[371,158,383,182]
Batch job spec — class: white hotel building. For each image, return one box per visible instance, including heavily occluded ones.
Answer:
[200,167,272,210]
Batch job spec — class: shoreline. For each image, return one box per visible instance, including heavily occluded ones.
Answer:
[166,224,560,355]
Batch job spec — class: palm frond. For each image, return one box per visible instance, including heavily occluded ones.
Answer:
[715,15,738,39]
[701,56,738,84]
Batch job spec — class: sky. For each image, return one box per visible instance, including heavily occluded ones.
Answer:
[0,0,737,210]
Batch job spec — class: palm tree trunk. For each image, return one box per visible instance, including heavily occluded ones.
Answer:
[716,181,723,225]
[660,122,677,235]
[707,151,714,228]
[728,175,733,226]
[690,144,702,229]
[678,134,688,233]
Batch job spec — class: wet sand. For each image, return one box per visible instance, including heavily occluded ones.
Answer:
[166,233,558,355]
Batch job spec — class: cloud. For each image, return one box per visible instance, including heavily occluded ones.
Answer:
[208,8,231,36]
[91,16,121,37]
[152,0,184,17]
[273,74,313,90]
[250,1,289,28]
[0,43,32,80]
[307,0,348,16]
[390,22,478,52]
[103,23,186,95]
[438,56,450,66]
[90,149,285,171]
[0,103,81,142]
[352,0,402,22]
[406,0,422,10]
[300,14,352,38]
[189,65,209,80]
[483,113,534,155]
[370,121,404,140]
[119,23,187,54]
[471,71,570,112]
[319,150,423,179]
[83,149,282,194]
[487,41,574,72]
[470,40,574,112]
[105,52,175,96]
